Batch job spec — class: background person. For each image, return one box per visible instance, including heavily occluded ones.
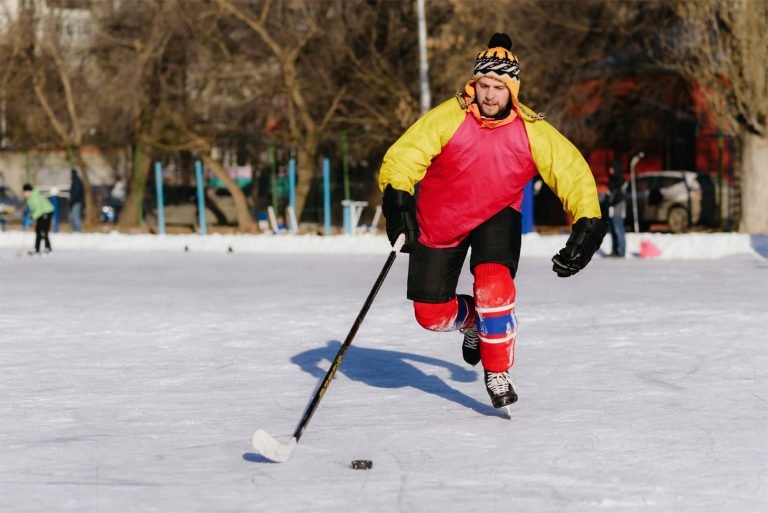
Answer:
[22,183,54,254]
[109,175,126,220]
[607,163,627,257]
[69,168,84,232]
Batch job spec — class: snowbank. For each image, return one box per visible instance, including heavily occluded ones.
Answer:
[0,229,765,259]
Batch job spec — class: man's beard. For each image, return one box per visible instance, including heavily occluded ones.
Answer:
[478,100,512,120]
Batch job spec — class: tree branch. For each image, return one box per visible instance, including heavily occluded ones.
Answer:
[46,42,82,144]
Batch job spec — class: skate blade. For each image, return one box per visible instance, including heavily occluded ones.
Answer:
[503,405,512,419]
[251,429,297,463]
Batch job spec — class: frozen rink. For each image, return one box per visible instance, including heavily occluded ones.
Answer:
[1,245,767,513]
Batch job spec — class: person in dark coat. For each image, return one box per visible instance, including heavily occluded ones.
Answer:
[69,168,84,232]
[606,164,627,257]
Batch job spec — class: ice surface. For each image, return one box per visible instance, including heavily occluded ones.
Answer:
[1,245,766,512]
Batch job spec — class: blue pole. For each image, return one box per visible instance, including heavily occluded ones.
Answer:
[323,158,331,236]
[521,178,534,234]
[288,158,296,212]
[194,160,207,235]
[343,203,351,235]
[52,195,59,233]
[154,161,166,235]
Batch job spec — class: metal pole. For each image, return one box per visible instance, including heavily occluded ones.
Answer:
[194,160,207,236]
[270,139,278,214]
[323,158,331,236]
[416,0,431,114]
[342,132,350,201]
[134,145,143,226]
[288,157,296,212]
[521,178,534,234]
[154,161,165,235]
[51,194,59,233]
[717,129,725,229]
[630,152,644,233]
[726,136,733,231]
[341,133,351,234]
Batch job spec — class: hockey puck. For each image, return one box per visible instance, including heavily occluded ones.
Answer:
[350,459,373,470]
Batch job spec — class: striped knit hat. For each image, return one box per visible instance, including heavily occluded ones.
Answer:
[472,33,520,100]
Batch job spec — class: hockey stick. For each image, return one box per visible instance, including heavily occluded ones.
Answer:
[15,228,31,258]
[251,234,406,462]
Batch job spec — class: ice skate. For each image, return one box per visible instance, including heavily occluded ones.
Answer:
[484,370,517,409]
[460,324,480,366]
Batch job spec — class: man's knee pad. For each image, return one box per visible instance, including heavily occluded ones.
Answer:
[473,263,517,371]
[413,295,475,332]
[473,263,516,307]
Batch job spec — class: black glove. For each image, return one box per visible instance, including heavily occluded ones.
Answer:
[382,185,419,253]
[551,217,607,277]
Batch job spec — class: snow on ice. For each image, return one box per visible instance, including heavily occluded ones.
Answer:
[0,231,766,512]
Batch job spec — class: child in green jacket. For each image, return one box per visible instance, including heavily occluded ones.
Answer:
[23,183,54,254]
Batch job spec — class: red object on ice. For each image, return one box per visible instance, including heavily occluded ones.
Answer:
[640,239,662,259]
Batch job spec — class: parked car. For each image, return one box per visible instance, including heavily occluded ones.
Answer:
[0,185,24,218]
[625,170,717,233]
[143,185,247,229]
[144,185,198,228]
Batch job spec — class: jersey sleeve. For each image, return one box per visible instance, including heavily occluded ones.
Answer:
[525,118,602,221]
[378,98,466,195]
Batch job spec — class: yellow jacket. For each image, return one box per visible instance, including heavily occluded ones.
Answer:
[379,95,601,246]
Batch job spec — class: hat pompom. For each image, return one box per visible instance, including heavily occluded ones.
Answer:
[488,33,512,51]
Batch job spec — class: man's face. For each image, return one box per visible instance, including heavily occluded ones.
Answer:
[475,77,510,118]
[23,190,30,199]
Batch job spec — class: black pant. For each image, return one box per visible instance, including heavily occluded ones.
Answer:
[35,213,52,252]
[407,207,522,303]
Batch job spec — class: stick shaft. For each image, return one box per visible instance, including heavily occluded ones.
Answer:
[292,240,402,441]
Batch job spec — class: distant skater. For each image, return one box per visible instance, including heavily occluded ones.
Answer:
[23,183,54,255]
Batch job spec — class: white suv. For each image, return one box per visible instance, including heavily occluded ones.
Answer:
[626,171,718,233]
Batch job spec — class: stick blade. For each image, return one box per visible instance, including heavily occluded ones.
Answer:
[251,429,297,463]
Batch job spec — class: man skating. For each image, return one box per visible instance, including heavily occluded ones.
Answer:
[380,33,606,412]
[22,183,54,255]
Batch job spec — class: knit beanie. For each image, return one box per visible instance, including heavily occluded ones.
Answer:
[472,33,520,100]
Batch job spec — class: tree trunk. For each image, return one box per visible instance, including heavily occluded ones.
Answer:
[118,145,151,231]
[294,137,319,223]
[739,132,768,234]
[72,147,99,229]
[201,155,256,232]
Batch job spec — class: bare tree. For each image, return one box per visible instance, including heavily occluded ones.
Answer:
[215,0,349,221]
[660,0,768,233]
[91,0,175,230]
[3,2,101,227]
[93,0,261,232]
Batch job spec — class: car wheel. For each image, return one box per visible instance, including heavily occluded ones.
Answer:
[667,206,690,233]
